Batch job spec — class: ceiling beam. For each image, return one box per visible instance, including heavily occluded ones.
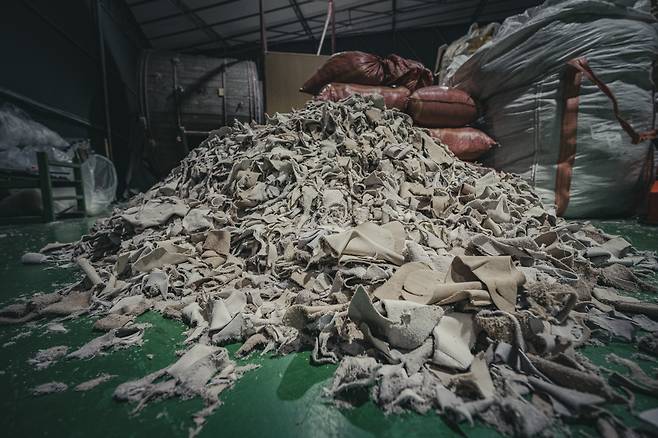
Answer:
[168,0,229,48]
[258,0,475,45]
[192,3,435,54]
[197,1,530,56]
[133,0,541,53]
[337,0,534,34]
[165,0,388,46]
[335,0,484,36]
[340,3,527,37]
[174,0,400,51]
[350,7,390,15]
[184,3,413,52]
[127,0,160,7]
[267,28,306,38]
[405,0,447,4]
[334,3,467,34]
[139,0,240,26]
[288,0,315,41]
[149,0,314,41]
[175,0,538,53]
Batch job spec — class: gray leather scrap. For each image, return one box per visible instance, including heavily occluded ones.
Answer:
[2,96,658,436]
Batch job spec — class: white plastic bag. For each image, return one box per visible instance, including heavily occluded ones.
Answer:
[0,103,68,151]
[82,154,117,215]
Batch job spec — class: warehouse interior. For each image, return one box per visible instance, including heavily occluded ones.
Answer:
[1,0,657,437]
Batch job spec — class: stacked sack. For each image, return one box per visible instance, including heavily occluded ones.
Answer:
[407,86,496,161]
[303,51,496,161]
[302,51,432,110]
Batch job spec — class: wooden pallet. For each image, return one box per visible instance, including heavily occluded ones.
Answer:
[0,151,86,225]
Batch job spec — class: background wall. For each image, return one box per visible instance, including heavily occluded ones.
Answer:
[0,0,149,194]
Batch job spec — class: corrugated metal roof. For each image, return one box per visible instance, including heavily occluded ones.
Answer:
[125,0,542,53]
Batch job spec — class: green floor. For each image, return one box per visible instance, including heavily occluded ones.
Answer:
[0,218,657,437]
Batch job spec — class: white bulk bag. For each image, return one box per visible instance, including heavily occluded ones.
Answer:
[448,0,657,217]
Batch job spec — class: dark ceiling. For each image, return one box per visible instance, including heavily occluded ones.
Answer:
[125,0,543,54]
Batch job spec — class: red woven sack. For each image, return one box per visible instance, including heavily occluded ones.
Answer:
[384,54,433,92]
[316,83,411,111]
[407,86,477,128]
[427,127,496,161]
[300,51,385,95]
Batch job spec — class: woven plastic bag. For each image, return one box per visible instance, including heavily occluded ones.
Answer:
[448,0,658,217]
[407,86,478,128]
[316,83,411,111]
[300,51,385,95]
[383,54,433,91]
[427,127,496,161]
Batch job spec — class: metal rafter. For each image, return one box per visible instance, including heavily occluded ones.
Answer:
[174,0,400,51]
[163,0,389,45]
[139,0,241,25]
[185,0,471,51]
[196,3,438,54]
[334,0,485,36]
[350,7,389,14]
[267,28,304,37]
[127,0,160,7]
[259,0,267,53]
[136,0,540,53]
[340,3,527,36]
[307,0,480,34]
[288,0,315,41]
[199,1,530,56]
[405,0,452,4]
[149,0,316,41]
[168,0,230,48]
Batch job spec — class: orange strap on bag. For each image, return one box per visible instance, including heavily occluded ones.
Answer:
[554,57,657,216]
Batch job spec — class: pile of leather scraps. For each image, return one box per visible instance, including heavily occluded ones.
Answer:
[3,96,658,436]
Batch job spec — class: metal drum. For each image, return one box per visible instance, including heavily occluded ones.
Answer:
[139,50,263,176]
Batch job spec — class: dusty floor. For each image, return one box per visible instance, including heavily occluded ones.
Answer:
[0,218,657,437]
